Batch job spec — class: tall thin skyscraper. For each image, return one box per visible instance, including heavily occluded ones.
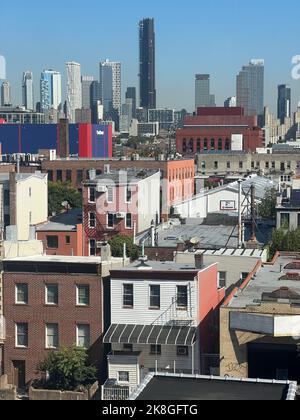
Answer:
[1,81,12,106]
[66,62,82,122]
[224,96,237,108]
[139,18,156,109]
[237,59,264,121]
[40,70,62,110]
[81,75,94,109]
[99,59,121,123]
[22,71,34,110]
[195,74,216,109]
[277,84,291,125]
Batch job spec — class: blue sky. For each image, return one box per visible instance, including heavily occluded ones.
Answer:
[1,0,300,113]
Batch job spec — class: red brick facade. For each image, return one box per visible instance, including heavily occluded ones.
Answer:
[3,260,103,386]
[36,225,83,257]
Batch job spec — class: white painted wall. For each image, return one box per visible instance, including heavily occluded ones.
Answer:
[137,172,161,233]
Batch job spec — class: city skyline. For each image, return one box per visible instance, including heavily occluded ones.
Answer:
[1,0,300,113]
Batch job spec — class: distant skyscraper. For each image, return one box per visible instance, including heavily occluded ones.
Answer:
[40,70,62,110]
[224,96,237,108]
[22,71,34,110]
[237,59,264,120]
[81,75,94,109]
[66,62,82,122]
[139,18,156,109]
[90,80,102,123]
[1,81,11,106]
[277,84,291,125]
[126,87,137,118]
[195,74,216,109]
[99,59,121,124]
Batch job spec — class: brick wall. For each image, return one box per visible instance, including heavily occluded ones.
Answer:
[3,271,103,385]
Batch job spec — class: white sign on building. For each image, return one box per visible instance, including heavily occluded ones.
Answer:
[231,134,243,151]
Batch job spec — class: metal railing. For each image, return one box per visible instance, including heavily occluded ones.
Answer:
[101,381,136,401]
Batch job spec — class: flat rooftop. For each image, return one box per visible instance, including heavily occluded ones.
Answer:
[228,254,300,308]
[86,169,159,184]
[117,259,204,272]
[4,255,102,264]
[131,374,297,401]
[36,209,82,232]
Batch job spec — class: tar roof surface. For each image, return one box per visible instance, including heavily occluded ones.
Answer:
[118,260,202,272]
[228,255,300,308]
[135,376,291,401]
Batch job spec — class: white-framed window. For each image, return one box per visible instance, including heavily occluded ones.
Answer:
[123,284,134,308]
[45,284,58,305]
[218,272,227,289]
[107,213,115,229]
[149,285,160,309]
[88,187,96,203]
[76,325,90,349]
[176,285,188,309]
[177,346,189,357]
[76,285,90,306]
[125,186,132,204]
[107,187,114,203]
[46,324,59,349]
[118,371,130,383]
[125,213,132,229]
[89,212,96,228]
[89,239,96,256]
[15,284,28,305]
[16,323,28,348]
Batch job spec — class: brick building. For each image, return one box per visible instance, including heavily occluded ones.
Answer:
[82,169,161,256]
[36,209,83,256]
[41,158,195,219]
[176,107,264,156]
[2,256,105,388]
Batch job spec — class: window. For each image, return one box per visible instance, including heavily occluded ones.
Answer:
[88,187,96,203]
[177,286,188,309]
[298,214,300,228]
[177,346,189,357]
[204,139,208,151]
[76,325,90,349]
[16,284,28,305]
[227,162,231,169]
[123,344,133,352]
[48,170,53,182]
[197,139,201,153]
[89,239,96,256]
[218,139,223,151]
[239,162,243,169]
[4,189,10,206]
[126,213,132,229]
[214,161,218,170]
[272,162,276,169]
[123,284,134,308]
[16,323,28,348]
[77,285,90,306]
[149,285,160,309]
[46,324,59,349]
[189,139,194,153]
[47,236,58,249]
[77,170,83,183]
[210,139,215,150]
[150,345,162,355]
[265,162,270,169]
[125,186,132,203]
[118,372,129,383]
[89,212,96,228]
[107,213,115,228]
[251,162,255,169]
[241,273,249,281]
[201,161,206,170]
[225,139,230,150]
[56,170,63,182]
[46,284,58,305]
[65,235,71,245]
[66,170,72,182]
[107,187,114,203]
[218,272,227,288]
[281,213,290,229]
[29,187,32,198]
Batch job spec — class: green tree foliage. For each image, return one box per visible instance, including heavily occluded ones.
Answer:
[109,235,140,261]
[258,188,277,220]
[48,182,82,215]
[38,346,97,391]
[269,228,300,259]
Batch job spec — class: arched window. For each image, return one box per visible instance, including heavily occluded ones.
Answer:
[204,138,208,151]
[211,139,215,151]
[218,138,223,151]
[197,139,201,153]
[225,139,230,150]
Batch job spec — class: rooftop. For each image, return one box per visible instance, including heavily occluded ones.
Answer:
[4,255,102,265]
[85,169,159,185]
[116,259,203,273]
[130,373,297,401]
[227,254,300,308]
[36,209,82,232]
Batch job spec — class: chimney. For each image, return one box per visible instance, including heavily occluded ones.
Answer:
[58,119,70,159]
[176,241,186,252]
[195,252,204,270]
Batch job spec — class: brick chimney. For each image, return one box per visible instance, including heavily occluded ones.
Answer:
[195,252,204,269]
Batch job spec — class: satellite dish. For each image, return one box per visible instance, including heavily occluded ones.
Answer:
[190,237,200,245]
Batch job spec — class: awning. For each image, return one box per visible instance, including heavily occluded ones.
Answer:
[103,324,197,346]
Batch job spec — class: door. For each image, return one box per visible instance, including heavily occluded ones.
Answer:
[12,361,26,390]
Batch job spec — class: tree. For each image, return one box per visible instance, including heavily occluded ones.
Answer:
[48,182,82,216]
[269,228,300,259]
[38,346,97,391]
[109,235,140,261]
[258,188,277,220]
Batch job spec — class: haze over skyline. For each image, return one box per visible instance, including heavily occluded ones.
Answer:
[1,0,300,113]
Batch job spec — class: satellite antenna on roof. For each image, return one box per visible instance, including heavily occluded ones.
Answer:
[190,237,200,246]
[61,201,71,212]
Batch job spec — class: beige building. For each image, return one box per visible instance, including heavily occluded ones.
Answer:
[220,252,300,382]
